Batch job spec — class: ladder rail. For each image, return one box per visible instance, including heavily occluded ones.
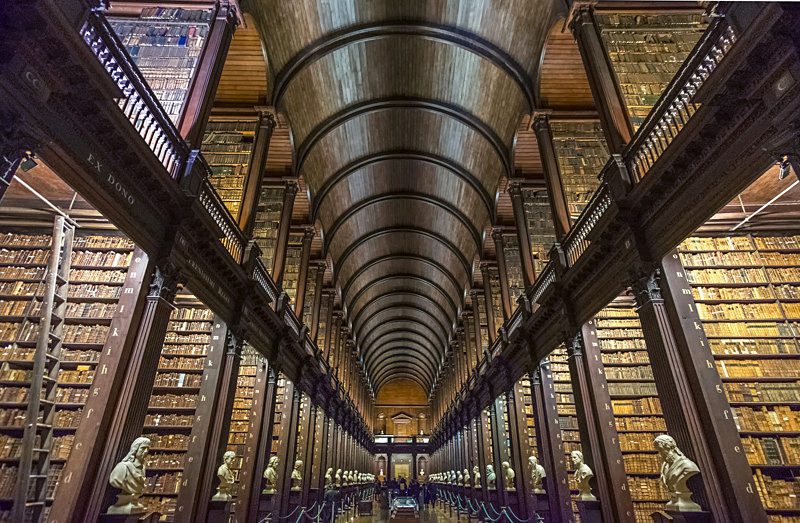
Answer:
[12,215,70,522]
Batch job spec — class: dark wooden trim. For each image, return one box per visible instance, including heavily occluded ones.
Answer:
[272,21,536,111]
[480,263,498,344]
[371,358,436,387]
[310,150,495,223]
[277,383,301,516]
[295,97,511,179]
[374,372,430,394]
[347,274,461,325]
[532,363,573,522]
[569,327,635,522]
[361,315,447,355]
[531,114,572,242]
[175,317,232,522]
[507,382,532,517]
[50,250,152,523]
[322,192,483,256]
[239,110,277,237]
[336,226,473,282]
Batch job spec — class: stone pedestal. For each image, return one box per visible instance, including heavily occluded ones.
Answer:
[576,500,602,523]
[206,500,231,523]
[257,493,277,522]
[651,510,712,523]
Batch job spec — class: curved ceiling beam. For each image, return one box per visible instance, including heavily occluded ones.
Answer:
[340,254,463,306]
[374,373,429,394]
[322,192,483,256]
[354,304,451,351]
[310,151,495,223]
[364,333,441,370]
[360,315,447,353]
[347,274,459,324]
[272,22,536,112]
[370,357,436,386]
[336,226,473,286]
[361,323,444,362]
[367,340,440,374]
[351,292,453,337]
[295,97,511,179]
[373,367,433,393]
[372,361,434,390]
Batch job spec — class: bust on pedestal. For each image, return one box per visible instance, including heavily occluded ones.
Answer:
[212,451,237,501]
[528,455,546,494]
[473,465,482,489]
[107,437,150,515]
[263,456,279,494]
[571,451,596,501]
[654,435,702,512]
[291,460,303,491]
[502,461,515,491]
[486,465,496,489]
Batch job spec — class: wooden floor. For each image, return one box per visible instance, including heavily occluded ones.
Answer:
[352,499,461,523]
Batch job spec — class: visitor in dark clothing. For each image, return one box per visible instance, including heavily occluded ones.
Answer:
[425,481,437,507]
[399,476,407,494]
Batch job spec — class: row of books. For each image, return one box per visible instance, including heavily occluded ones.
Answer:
[725,381,800,404]
[717,359,800,379]
[733,406,800,432]
[710,339,799,356]
[682,235,800,252]
[742,435,800,466]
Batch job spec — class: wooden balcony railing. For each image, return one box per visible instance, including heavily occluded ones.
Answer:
[80,11,186,179]
[628,17,737,182]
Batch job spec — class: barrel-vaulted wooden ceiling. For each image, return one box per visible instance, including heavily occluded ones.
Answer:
[241,0,567,395]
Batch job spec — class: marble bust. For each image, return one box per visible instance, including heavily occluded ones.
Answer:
[291,460,303,490]
[108,436,150,514]
[263,456,279,494]
[463,468,470,487]
[502,461,515,491]
[486,465,496,489]
[654,435,702,512]
[571,451,596,501]
[473,465,482,488]
[212,451,236,501]
[325,468,334,489]
[335,468,342,487]
[528,455,546,494]
[457,470,464,486]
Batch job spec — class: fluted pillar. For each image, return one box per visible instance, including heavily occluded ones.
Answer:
[272,180,299,286]
[531,114,571,241]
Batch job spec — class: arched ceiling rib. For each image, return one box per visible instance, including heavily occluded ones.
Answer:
[244,0,562,395]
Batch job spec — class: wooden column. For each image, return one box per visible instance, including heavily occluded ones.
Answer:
[178,0,238,149]
[463,312,476,374]
[491,396,510,507]
[531,361,573,522]
[309,265,326,341]
[313,407,331,498]
[297,395,316,507]
[507,382,532,517]
[507,182,537,288]
[470,293,484,361]
[633,258,768,522]
[322,295,336,361]
[569,5,634,155]
[175,318,237,523]
[568,326,635,522]
[531,114,571,242]
[276,381,301,516]
[86,264,180,521]
[238,363,279,523]
[492,229,513,320]
[293,226,315,316]
[271,181,298,287]
[480,406,496,504]
[50,250,151,523]
[239,109,277,237]
[480,264,498,343]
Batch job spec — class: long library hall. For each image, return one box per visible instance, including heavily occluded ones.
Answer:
[0,1,799,522]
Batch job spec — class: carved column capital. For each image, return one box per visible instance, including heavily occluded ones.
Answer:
[225,330,243,357]
[506,180,523,198]
[302,226,316,241]
[491,227,506,242]
[148,264,181,301]
[479,261,494,273]
[284,179,299,197]
[568,3,596,33]
[632,268,664,307]
[566,332,584,359]
[531,112,552,134]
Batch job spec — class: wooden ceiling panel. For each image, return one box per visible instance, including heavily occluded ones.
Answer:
[539,22,594,110]
[215,13,268,105]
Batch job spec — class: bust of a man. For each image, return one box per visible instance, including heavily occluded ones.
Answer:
[473,465,482,489]
[654,435,702,512]
[571,451,596,501]
[107,437,150,514]
[325,468,334,489]
[291,460,303,491]
[528,455,546,494]
[457,470,464,486]
[486,465,496,489]
[213,451,237,501]
[502,461,515,491]
[263,456,279,494]
[335,468,342,487]
[463,468,470,487]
